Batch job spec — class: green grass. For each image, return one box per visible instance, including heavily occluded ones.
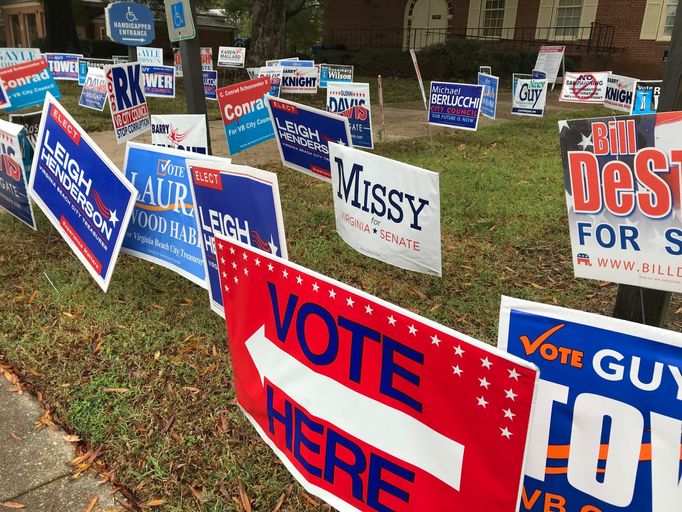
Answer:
[1,102,680,510]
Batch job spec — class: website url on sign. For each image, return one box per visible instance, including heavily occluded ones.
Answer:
[593,258,682,277]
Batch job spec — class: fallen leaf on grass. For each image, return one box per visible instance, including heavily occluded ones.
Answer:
[181,386,201,394]
[102,388,129,393]
[188,485,203,500]
[271,492,286,512]
[158,415,175,437]
[85,496,98,512]
[62,312,75,318]
[141,499,166,508]
[27,290,36,304]
[35,409,56,431]
[238,481,252,512]
[0,503,26,509]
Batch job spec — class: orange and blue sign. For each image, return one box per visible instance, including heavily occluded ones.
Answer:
[0,58,61,112]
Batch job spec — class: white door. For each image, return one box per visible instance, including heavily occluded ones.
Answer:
[404,0,450,50]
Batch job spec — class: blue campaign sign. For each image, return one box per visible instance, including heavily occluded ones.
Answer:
[0,58,61,112]
[142,65,175,98]
[631,81,662,115]
[78,68,107,111]
[28,93,137,292]
[122,143,222,288]
[0,119,36,229]
[105,1,155,46]
[203,70,217,101]
[45,53,82,81]
[326,82,373,149]
[428,81,483,131]
[499,297,682,512]
[78,58,112,85]
[319,64,353,88]
[217,77,274,156]
[187,159,287,317]
[477,73,498,119]
[266,95,352,182]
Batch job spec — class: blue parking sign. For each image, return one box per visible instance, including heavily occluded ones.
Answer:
[172,2,186,29]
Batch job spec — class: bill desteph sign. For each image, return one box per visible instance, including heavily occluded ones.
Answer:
[499,297,682,512]
[28,93,137,292]
[560,112,682,293]
[215,237,538,511]
[329,143,441,276]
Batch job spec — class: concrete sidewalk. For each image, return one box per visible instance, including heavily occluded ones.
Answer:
[0,373,123,511]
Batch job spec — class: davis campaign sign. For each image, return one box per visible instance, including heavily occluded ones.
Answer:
[428,82,483,131]
[0,58,61,112]
[45,53,82,81]
[151,114,208,155]
[218,77,274,155]
[122,143,223,288]
[499,296,682,512]
[326,82,373,149]
[604,74,637,113]
[560,72,609,104]
[214,237,538,512]
[0,119,36,229]
[79,68,107,111]
[188,159,287,317]
[560,112,682,293]
[329,143,441,276]
[106,62,151,144]
[266,96,352,182]
[28,93,137,292]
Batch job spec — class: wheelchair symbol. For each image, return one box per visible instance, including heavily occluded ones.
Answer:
[125,7,138,22]
[171,3,187,29]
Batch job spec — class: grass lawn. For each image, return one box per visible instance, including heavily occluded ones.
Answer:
[1,99,680,510]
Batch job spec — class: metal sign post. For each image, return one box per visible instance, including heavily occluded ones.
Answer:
[612,6,681,326]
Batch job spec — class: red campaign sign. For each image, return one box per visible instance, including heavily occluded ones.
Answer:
[215,237,539,512]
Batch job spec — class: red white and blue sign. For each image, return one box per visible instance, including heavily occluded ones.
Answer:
[477,72,498,119]
[428,81,483,131]
[0,119,36,229]
[499,296,682,512]
[122,143,223,288]
[319,64,353,88]
[78,68,107,111]
[266,95,352,182]
[45,53,82,81]
[0,58,61,112]
[217,76,274,156]
[28,93,137,292]
[142,65,176,98]
[106,62,150,144]
[326,82,373,150]
[214,237,538,512]
[631,81,662,115]
[187,159,287,318]
[203,70,218,101]
[105,1,155,46]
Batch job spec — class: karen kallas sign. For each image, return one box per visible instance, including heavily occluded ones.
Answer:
[560,112,682,293]
[214,237,538,512]
[28,93,136,292]
[106,62,150,144]
[266,96,352,182]
[499,296,682,512]
[428,81,483,131]
[188,159,287,317]
[329,143,441,276]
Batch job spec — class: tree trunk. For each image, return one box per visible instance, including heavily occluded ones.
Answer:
[248,0,286,66]
[44,0,80,53]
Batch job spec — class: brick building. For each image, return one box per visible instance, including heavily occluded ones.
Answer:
[323,0,678,77]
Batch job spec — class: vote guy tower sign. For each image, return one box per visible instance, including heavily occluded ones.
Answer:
[215,237,539,511]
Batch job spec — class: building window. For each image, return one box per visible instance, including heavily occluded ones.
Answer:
[9,15,22,47]
[483,0,505,37]
[555,0,582,37]
[25,13,37,47]
[663,0,678,36]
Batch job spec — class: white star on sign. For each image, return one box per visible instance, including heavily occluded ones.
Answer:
[329,289,336,299]
[558,120,570,132]
[243,268,249,276]
[430,334,441,346]
[222,272,227,278]
[408,324,417,336]
[452,365,462,376]
[365,304,373,315]
[387,315,396,326]
[508,368,520,380]
[312,282,320,292]
[296,276,303,285]
[500,427,513,439]
[476,396,488,408]
[255,258,261,266]
[503,408,515,420]
[282,269,289,278]
[109,209,119,227]
[229,247,235,255]
[242,253,248,261]
[268,236,279,256]
[218,242,223,250]
[234,276,239,284]
[231,262,237,269]
[220,257,226,265]
[267,263,274,272]
[577,132,593,150]
[481,357,492,369]
[224,285,229,292]
[479,377,491,389]
[454,345,464,357]
[346,297,355,307]
[505,388,517,401]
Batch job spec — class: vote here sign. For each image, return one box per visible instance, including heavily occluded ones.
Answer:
[499,296,682,512]
[215,237,539,512]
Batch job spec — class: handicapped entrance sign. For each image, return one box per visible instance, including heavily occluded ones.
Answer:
[165,0,195,41]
